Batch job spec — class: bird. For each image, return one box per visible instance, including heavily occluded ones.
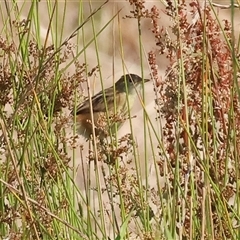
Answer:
[71,73,150,140]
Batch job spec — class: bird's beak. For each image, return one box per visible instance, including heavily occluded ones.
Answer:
[144,78,150,83]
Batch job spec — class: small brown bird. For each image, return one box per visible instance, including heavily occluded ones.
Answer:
[71,74,150,139]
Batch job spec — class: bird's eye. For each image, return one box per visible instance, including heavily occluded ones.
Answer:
[128,75,134,83]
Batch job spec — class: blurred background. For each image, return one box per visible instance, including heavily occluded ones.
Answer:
[1,1,240,239]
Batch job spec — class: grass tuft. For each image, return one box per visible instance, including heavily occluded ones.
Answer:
[0,0,240,239]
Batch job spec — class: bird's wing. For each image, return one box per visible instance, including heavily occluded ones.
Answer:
[72,86,118,115]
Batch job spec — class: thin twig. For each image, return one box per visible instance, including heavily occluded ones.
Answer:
[212,2,240,9]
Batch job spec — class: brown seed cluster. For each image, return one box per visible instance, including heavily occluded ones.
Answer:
[1,1,239,239]
[0,18,91,239]
[146,1,239,239]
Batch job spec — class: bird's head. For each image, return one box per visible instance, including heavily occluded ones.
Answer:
[115,74,150,93]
